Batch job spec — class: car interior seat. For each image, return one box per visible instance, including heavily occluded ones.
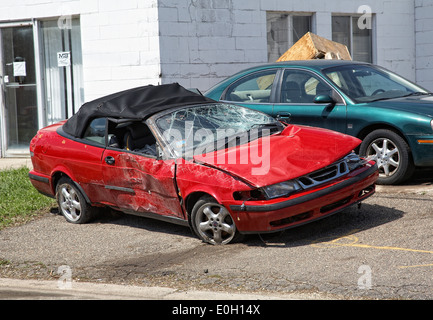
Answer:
[123,122,156,151]
[281,81,302,103]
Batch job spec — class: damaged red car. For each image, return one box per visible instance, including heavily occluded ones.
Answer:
[29,83,378,245]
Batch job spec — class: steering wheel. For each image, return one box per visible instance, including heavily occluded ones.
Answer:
[372,89,385,96]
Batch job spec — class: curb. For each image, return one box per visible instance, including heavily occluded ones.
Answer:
[0,158,32,171]
[0,278,322,300]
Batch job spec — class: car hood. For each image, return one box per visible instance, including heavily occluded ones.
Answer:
[368,95,433,117]
[193,125,361,187]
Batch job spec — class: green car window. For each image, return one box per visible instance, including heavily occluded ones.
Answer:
[323,64,429,103]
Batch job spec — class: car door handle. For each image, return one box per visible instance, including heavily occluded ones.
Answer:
[276,112,291,121]
[105,156,115,165]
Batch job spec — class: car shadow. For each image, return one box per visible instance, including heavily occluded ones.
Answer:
[92,209,197,239]
[50,201,405,247]
[240,202,405,248]
[397,167,433,186]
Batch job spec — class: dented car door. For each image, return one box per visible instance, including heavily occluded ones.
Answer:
[101,150,184,219]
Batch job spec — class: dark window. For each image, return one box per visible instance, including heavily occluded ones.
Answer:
[332,15,373,63]
[223,70,278,103]
[82,118,106,146]
[280,69,343,103]
[267,12,312,62]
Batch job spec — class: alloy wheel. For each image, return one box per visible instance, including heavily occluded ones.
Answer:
[58,183,82,222]
[194,203,236,245]
[366,137,400,178]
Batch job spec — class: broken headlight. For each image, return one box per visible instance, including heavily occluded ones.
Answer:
[233,180,302,201]
[345,152,363,171]
[261,180,302,199]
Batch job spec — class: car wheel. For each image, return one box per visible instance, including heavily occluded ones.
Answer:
[191,196,239,245]
[359,129,414,185]
[56,177,95,224]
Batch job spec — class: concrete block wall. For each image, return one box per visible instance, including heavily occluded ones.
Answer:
[157,0,418,92]
[157,0,267,91]
[79,0,161,102]
[415,0,433,91]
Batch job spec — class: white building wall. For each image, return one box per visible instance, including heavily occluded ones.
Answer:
[79,0,161,102]
[158,0,417,92]
[0,0,162,103]
[415,0,433,91]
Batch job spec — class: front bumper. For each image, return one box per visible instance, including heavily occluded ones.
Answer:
[225,162,378,234]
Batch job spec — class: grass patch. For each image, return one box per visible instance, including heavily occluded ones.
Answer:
[0,166,56,230]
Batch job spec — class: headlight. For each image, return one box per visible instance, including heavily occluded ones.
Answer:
[262,180,302,199]
[345,152,363,171]
[431,119,433,131]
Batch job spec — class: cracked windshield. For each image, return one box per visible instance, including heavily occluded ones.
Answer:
[155,103,281,157]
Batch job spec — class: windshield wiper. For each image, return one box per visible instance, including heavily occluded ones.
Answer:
[401,92,433,97]
[250,122,284,132]
[370,91,432,102]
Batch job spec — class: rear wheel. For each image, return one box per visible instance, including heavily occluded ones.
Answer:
[359,129,414,185]
[191,196,239,245]
[56,177,96,224]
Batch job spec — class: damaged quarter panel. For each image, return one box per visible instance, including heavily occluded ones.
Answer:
[29,123,109,205]
[175,159,251,210]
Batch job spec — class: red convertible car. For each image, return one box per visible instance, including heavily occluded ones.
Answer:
[29,83,378,245]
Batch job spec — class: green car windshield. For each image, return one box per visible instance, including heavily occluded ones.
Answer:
[323,64,430,103]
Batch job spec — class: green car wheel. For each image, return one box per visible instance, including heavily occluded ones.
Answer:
[360,129,415,185]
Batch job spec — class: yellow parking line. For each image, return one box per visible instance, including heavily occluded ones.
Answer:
[310,230,433,269]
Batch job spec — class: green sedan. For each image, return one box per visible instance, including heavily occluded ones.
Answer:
[205,60,433,185]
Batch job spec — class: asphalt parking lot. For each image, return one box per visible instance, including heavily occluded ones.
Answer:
[1,159,433,300]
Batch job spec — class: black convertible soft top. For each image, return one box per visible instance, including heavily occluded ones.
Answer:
[62,83,215,138]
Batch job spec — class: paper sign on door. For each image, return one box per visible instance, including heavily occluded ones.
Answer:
[13,62,26,77]
[57,52,71,67]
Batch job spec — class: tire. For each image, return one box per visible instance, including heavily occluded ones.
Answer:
[56,177,96,224]
[359,129,414,185]
[191,196,240,245]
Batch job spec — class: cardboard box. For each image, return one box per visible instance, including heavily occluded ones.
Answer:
[277,32,352,61]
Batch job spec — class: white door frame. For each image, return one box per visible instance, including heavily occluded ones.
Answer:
[0,20,44,157]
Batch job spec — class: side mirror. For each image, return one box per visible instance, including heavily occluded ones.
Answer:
[314,94,335,104]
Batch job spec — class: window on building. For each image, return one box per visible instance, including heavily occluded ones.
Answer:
[332,15,373,63]
[267,12,312,62]
[40,18,84,125]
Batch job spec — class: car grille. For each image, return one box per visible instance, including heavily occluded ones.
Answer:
[296,153,362,190]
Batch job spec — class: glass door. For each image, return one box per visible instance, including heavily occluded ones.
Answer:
[40,18,84,125]
[0,25,39,156]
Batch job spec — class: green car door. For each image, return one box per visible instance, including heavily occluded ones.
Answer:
[272,68,347,133]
